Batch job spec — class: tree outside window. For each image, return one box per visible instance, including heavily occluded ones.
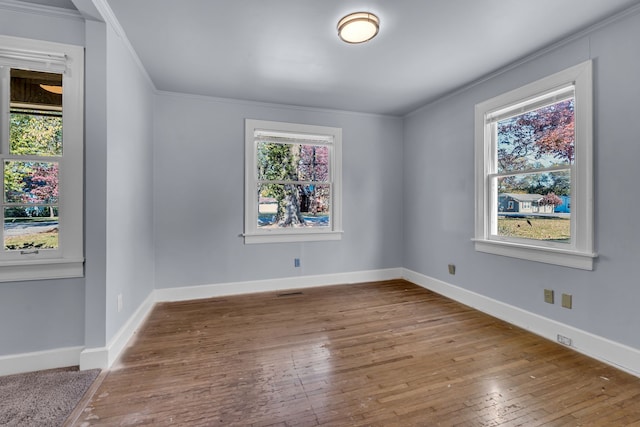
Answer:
[245,119,342,244]
[474,61,595,269]
[3,70,62,251]
[0,35,84,281]
[495,98,573,242]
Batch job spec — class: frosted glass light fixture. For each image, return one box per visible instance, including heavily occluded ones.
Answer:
[337,12,379,44]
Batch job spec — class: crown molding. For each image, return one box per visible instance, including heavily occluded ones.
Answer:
[405,2,640,118]
[88,0,157,92]
[0,0,83,21]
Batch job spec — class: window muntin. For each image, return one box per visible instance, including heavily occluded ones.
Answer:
[474,61,595,270]
[3,69,62,253]
[245,120,342,244]
[257,141,331,229]
[0,36,83,280]
[3,69,63,253]
[487,91,575,247]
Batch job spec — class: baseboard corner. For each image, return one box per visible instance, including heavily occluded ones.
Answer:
[79,346,108,371]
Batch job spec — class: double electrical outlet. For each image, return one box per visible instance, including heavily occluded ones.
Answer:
[544,289,572,309]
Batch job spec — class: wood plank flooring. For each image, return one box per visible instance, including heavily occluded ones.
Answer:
[73,280,640,426]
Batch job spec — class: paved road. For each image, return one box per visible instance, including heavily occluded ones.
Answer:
[4,221,58,236]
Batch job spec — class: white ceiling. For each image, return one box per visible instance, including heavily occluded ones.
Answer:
[23,0,640,115]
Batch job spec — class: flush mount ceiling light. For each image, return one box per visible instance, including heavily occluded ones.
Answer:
[337,12,379,44]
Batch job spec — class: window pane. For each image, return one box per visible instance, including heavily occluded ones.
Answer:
[4,161,59,204]
[4,206,59,250]
[257,142,329,182]
[10,69,63,156]
[298,145,329,182]
[258,183,330,228]
[496,171,570,242]
[497,99,574,173]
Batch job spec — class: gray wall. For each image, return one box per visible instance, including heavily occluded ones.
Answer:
[153,95,404,289]
[402,10,640,350]
[104,24,155,342]
[80,15,156,352]
[0,5,84,46]
[3,1,639,366]
[0,5,86,356]
[0,5,155,356]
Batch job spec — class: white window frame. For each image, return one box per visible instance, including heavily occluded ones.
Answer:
[474,61,596,270]
[244,119,342,244]
[0,35,83,281]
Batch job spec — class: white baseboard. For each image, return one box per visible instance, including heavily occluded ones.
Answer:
[80,291,156,371]
[78,346,108,371]
[0,346,84,376]
[402,268,640,378]
[155,268,403,302]
[7,268,638,379]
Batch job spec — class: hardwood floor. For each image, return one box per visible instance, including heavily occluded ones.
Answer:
[73,280,640,426]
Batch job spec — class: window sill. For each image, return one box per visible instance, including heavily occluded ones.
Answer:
[244,230,343,244]
[0,258,84,282]
[473,239,596,270]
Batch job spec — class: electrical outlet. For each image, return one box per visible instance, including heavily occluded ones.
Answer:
[117,294,123,312]
[562,293,572,309]
[294,258,300,268]
[544,289,554,304]
[557,334,572,346]
[448,264,456,275]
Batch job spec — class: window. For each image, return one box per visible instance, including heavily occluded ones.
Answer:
[0,36,83,281]
[474,61,595,270]
[244,119,342,244]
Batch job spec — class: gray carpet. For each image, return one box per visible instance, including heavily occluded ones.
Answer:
[0,366,100,426]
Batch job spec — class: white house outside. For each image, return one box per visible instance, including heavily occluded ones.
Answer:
[498,193,555,214]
